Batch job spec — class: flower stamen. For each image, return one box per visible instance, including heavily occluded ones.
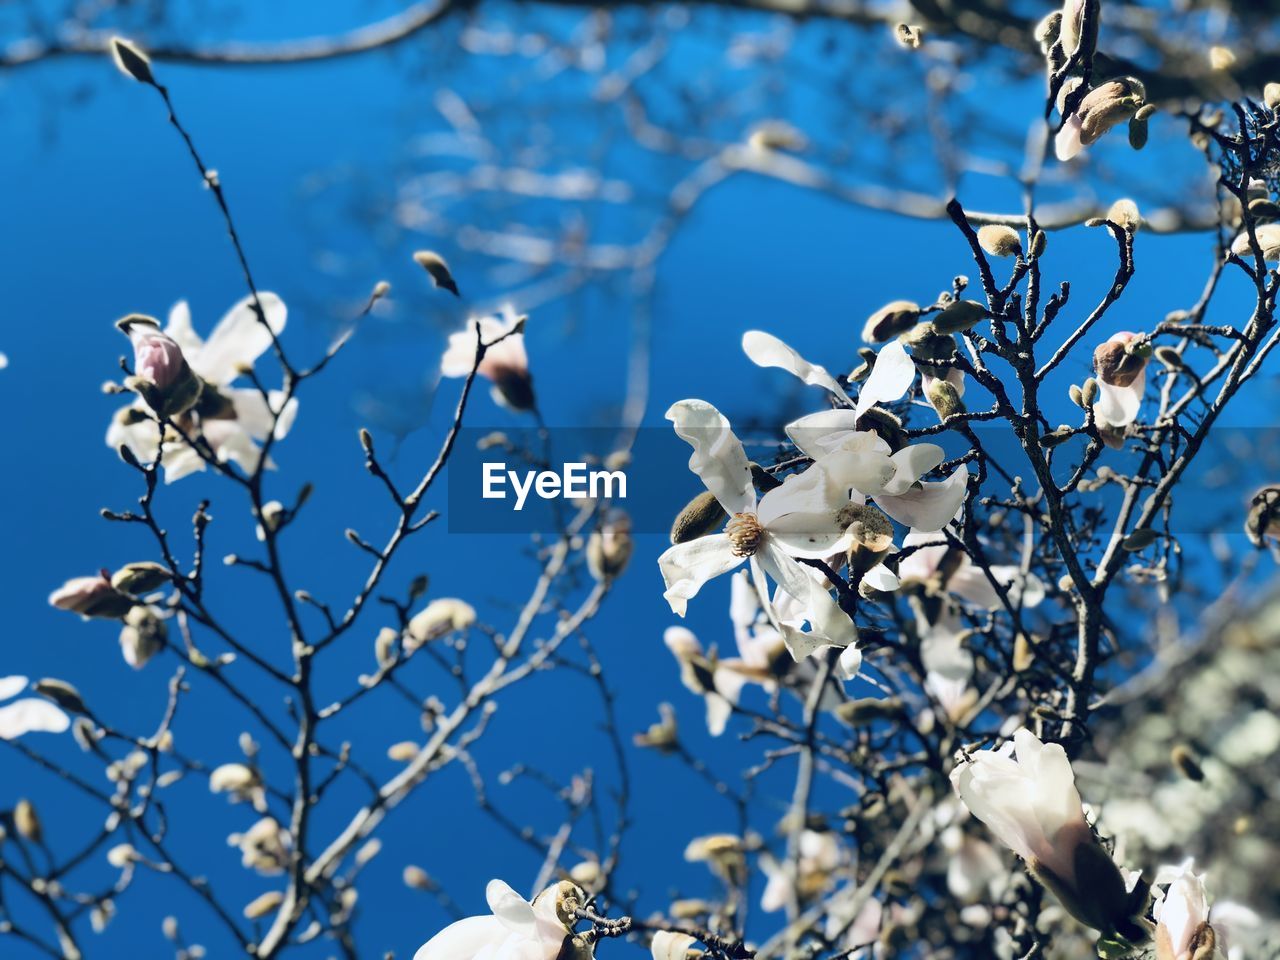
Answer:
[726,512,764,557]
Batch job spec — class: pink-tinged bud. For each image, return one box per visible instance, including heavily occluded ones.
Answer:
[117,315,202,417]
[439,308,536,412]
[49,573,135,619]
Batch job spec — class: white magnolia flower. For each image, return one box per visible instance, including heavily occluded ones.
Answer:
[760,829,842,913]
[108,295,297,483]
[950,729,1092,884]
[229,816,291,875]
[1092,331,1149,428]
[897,531,1045,609]
[0,676,70,740]
[441,306,535,411]
[1151,860,1260,960]
[919,606,975,721]
[414,879,581,960]
[742,330,969,532]
[663,625,768,737]
[657,400,857,660]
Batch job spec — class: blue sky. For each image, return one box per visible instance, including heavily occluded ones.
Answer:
[1,2,1273,956]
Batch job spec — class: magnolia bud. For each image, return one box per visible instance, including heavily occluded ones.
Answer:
[841,504,894,582]
[1209,45,1236,71]
[107,843,138,868]
[1082,377,1099,406]
[117,315,202,417]
[836,697,903,726]
[927,379,965,420]
[857,407,907,451]
[412,251,460,297]
[403,865,433,890]
[862,300,921,343]
[110,561,170,595]
[119,606,166,669]
[1013,633,1035,672]
[1028,840,1129,933]
[374,627,397,670]
[14,799,41,842]
[1121,528,1158,551]
[110,37,155,85]
[933,299,986,334]
[900,324,956,361]
[1069,384,1084,408]
[1266,83,1280,112]
[1246,485,1280,546]
[1093,337,1147,387]
[1107,198,1141,233]
[243,891,284,920]
[1030,229,1048,257]
[977,225,1022,258]
[670,491,727,545]
[587,513,633,582]
[34,679,88,715]
[1171,744,1205,782]
[633,703,679,752]
[49,574,135,620]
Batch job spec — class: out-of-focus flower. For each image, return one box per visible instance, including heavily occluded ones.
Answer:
[587,513,633,581]
[440,307,535,412]
[49,572,135,620]
[650,931,699,960]
[784,410,969,533]
[657,401,859,666]
[406,598,477,651]
[0,676,70,740]
[897,531,1044,609]
[229,817,291,875]
[684,834,747,885]
[759,829,842,912]
[1230,223,1280,262]
[108,295,297,483]
[920,607,976,721]
[663,626,774,736]
[1092,332,1150,428]
[633,703,679,752]
[941,826,1007,905]
[951,729,1134,932]
[1055,77,1147,161]
[413,879,584,960]
[210,763,267,812]
[118,605,166,669]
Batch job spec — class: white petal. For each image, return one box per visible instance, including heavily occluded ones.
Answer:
[191,292,287,385]
[0,676,29,701]
[758,544,856,659]
[784,409,864,459]
[704,692,733,737]
[486,880,536,935]
[855,340,915,420]
[415,916,508,960]
[1093,373,1144,427]
[861,564,900,592]
[651,931,698,960]
[666,400,754,515]
[881,444,945,496]
[758,464,851,559]
[742,330,848,401]
[0,699,70,738]
[1054,115,1084,162]
[876,465,969,533]
[658,536,743,616]
[164,300,204,356]
[837,644,863,680]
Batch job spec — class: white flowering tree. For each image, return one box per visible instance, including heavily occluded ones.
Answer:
[4,3,1280,960]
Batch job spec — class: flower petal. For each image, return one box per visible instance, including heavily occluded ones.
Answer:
[875,465,969,533]
[742,330,846,401]
[191,292,287,385]
[486,879,536,935]
[855,340,915,420]
[666,400,754,515]
[415,915,508,960]
[658,536,743,616]
[0,698,70,739]
[758,544,856,659]
[0,675,29,701]
[881,444,945,496]
[1094,373,1144,428]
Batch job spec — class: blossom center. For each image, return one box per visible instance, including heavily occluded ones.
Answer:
[726,512,764,557]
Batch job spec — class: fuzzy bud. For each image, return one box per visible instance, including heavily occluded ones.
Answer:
[587,513,633,582]
[926,379,966,420]
[110,561,170,595]
[110,37,155,85]
[933,299,986,335]
[14,799,41,842]
[413,250,460,297]
[670,491,727,545]
[862,300,921,343]
[977,225,1022,258]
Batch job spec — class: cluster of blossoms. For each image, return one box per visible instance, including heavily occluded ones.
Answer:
[657,330,969,682]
